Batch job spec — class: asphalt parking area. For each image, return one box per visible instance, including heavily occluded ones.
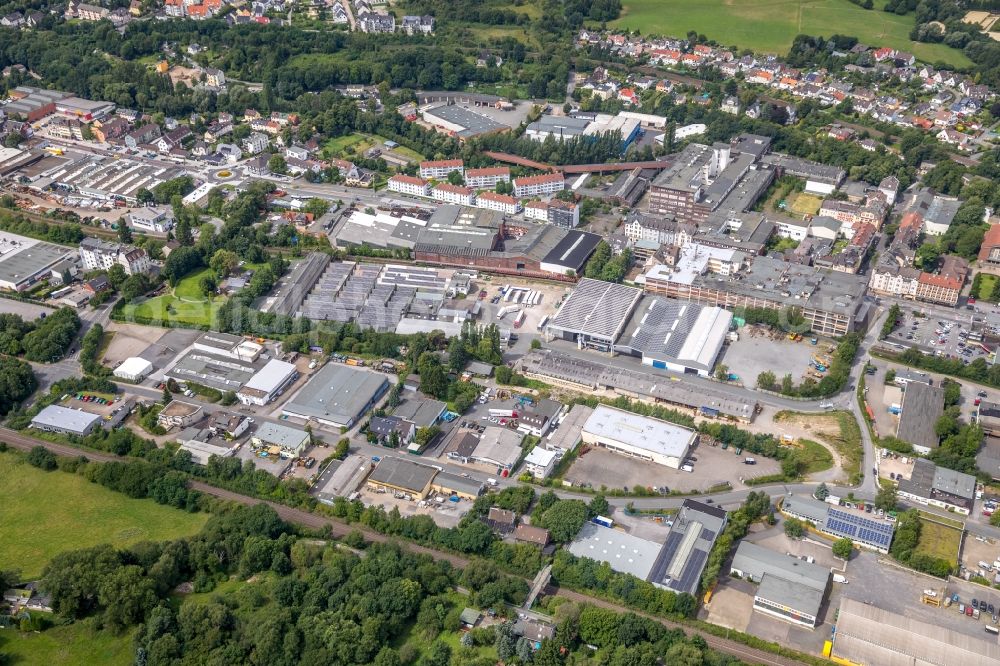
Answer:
[563,442,780,493]
[719,329,826,387]
[703,583,753,631]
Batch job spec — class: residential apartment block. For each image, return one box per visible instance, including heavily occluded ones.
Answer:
[419,159,464,180]
[465,166,511,189]
[513,172,565,198]
[79,238,151,275]
[387,174,431,197]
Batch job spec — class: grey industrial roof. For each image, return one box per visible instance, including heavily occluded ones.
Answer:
[832,598,1000,666]
[546,404,594,451]
[241,359,297,395]
[167,351,258,391]
[283,363,388,425]
[518,350,757,421]
[526,114,590,136]
[647,499,727,594]
[761,153,846,184]
[30,404,100,433]
[566,522,662,580]
[548,278,643,342]
[651,143,713,190]
[756,574,825,619]
[896,381,943,450]
[0,241,72,288]
[433,470,485,497]
[196,331,244,351]
[932,462,976,500]
[368,455,437,493]
[781,494,830,524]
[392,398,446,428]
[899,458,975,505]
[619,295,732,372]
[423,103,509,139]
[731,541,830,590]
[254,421,309,448]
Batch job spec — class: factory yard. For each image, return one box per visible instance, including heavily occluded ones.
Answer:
[719,328,828,387]
[563,442,780,493]
[357,487,466,528]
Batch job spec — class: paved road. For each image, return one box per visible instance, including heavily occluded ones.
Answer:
[0,427,803,666]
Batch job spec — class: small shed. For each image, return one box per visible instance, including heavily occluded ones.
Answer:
[459,608,482,628]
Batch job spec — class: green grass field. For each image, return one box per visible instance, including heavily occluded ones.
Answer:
[323,132,424,162]
[916,516,962,566]
[0,452,209,579]
[0,620,133,666]
[788,192,823,217]
[611,0,971,67]
[975,273,998,302]
[120,267,225,328]
[797,439,835,474]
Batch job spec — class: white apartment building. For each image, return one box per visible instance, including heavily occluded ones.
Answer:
[418,159,464,180]
[431,183,475,206]
[78,238,152,275]
[622,212,695,246]
[465,166,510,189]
[513,173,565,198]
[387,175,431,197]
[476,192,521,215]
[774,216,810,241]
[524,201,548,221]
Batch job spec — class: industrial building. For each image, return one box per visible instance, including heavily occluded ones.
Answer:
[897,458,976,515]
[523,446,558,479]
[251,421,310,457]
[830,598,1000,666]
[580,405,697,469]
[519,350,758,422]
[180,439,235,466]
[366,456,438,499]
[896,381,944,454]
[647,499,727,595]
[262,252,331,317]
[642,255,870,337]
[760,153,845,195]
[566,522,665,580]
[616,296,733,377]
[468,426,524,471]
[282,363,389,429]
[0,234,75,292]
[236,359,298,406]
[165,349,258,392]
[18,151,187,205]
[192,332,262,362]
[782,495,895,553]
[729,541,831,628]
[30,404,102,437]
[546,278,643,351]
[420,103,510,141]
[113,357,153,382]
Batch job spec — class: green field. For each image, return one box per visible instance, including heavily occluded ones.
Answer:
[974,273,999,302]
[0,620,133,666]
[0,452,209,579]
[916,516,962,566]
[797,439,835,474]
[120,267,225,328]
[611,0,971,67]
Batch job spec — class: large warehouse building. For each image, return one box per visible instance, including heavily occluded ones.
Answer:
[546,280,733,376]
[831,598,1000,666]
[282,363,389,428]
[236,359,298,406]
[730,541,831,628]
[580,404,696,469]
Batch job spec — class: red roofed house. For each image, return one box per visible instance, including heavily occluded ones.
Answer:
[978,223,1000,269]
[476,191,521,215]
[916,255,968,306]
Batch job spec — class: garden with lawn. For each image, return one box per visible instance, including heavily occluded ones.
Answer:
[610,0,971,67]
[0,451,209,579]
[119,267,226,329]
[915,513,963,567]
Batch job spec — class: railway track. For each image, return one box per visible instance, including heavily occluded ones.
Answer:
[0,429,806,665]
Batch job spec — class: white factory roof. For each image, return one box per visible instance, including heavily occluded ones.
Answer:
[566,522,662,580]
[242,359,296,394]
[113,356,153,378]
[524,446,558,468]
[583,405,696,459]
[31,404,101,433]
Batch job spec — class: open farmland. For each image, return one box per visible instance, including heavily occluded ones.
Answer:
[611,0,971,67]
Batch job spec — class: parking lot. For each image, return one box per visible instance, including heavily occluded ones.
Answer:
[884,308,986,362]
[718,327,831,387]
[961,532,1000,580]
[563,441,780,493]
[0,299,54,321]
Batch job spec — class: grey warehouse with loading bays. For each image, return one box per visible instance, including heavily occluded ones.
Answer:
[282,363,389,429]
[730,541,831,628]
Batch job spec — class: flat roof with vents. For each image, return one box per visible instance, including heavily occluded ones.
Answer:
[282,363,389,427]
